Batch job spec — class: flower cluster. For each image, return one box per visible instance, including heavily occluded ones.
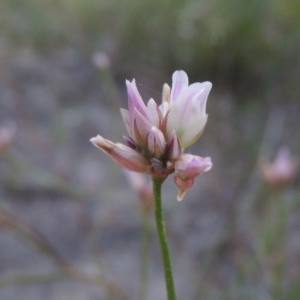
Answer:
[91,70,212,200]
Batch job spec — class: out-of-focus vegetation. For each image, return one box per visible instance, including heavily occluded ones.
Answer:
[1,1,300,300]
[2,0,300,91]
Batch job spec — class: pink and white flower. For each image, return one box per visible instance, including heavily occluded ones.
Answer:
[90,70,213,200]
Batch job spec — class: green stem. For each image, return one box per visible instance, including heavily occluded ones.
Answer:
[152,176,176,300]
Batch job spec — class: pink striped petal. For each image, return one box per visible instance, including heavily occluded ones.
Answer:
[90,135,149,172]
[126,79,148,119]
[132,108,153,146]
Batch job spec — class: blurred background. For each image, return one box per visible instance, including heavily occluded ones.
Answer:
[0,0,300,299]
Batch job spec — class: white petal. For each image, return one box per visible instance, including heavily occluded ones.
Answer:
[170,70,189,102]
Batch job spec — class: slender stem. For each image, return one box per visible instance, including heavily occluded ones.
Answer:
[152,176,176,300]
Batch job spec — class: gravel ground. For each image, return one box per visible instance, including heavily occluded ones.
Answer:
[1,46,300,300]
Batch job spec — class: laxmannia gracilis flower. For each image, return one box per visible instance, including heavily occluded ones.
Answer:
[90,70,212,200]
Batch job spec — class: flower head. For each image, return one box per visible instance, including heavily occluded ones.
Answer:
[91,70,212,200]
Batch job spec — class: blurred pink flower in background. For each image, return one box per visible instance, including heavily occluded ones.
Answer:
[92,51,111,70]
[259,147,299,188]
[91,70,212,200]
[0,124,16,154]
[124,170,153,213]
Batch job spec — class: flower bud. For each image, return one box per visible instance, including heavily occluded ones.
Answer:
[165,131,181,161]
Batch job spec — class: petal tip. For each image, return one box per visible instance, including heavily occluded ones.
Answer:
[90,135,100,144]
[177,192,185,201]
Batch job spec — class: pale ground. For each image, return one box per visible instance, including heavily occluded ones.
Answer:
[1,47,300,300]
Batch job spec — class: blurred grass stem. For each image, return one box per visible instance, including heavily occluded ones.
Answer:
[0,208,128,300]
[139,211,150,300]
